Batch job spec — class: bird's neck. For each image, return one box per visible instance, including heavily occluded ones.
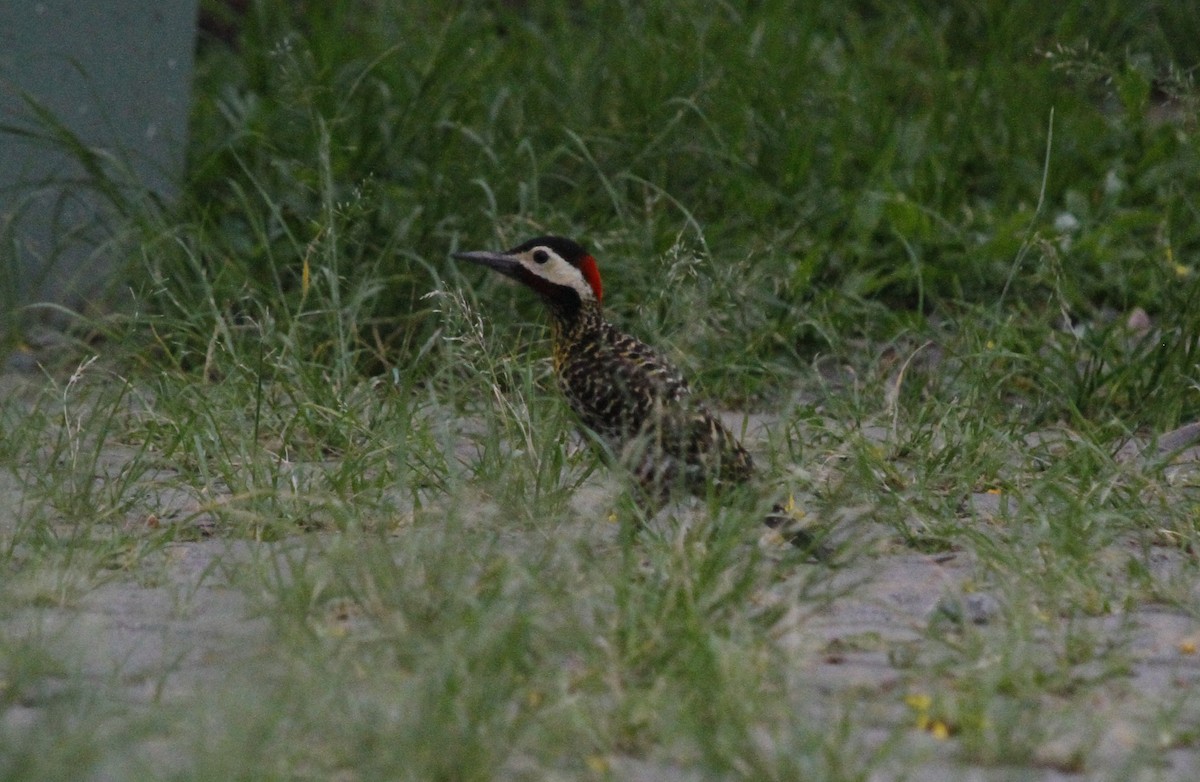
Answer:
[549,298,605,362]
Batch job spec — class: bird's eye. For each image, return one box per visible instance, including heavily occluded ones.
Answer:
[532,249,549,264]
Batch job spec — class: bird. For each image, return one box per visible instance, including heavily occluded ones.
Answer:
[452,235,820,552]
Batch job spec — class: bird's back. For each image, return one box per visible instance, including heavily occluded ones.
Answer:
[553,315,754,499]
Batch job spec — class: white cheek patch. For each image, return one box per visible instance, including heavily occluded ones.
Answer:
[521,255,597,301]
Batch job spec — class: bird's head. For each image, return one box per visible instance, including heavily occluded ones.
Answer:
[453,235,603,312]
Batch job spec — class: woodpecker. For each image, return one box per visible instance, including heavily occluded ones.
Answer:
[453,235,818,550]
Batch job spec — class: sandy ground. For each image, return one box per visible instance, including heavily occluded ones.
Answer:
[3,368,1200,780]
[5,528,1199,780]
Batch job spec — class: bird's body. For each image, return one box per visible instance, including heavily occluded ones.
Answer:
[454,235,815,549]
[549,291,754,501]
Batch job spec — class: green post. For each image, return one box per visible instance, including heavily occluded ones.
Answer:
[0,0,198,350]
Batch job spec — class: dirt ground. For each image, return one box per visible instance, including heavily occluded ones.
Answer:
[5,531,1200,780]
[3,367,1200,780]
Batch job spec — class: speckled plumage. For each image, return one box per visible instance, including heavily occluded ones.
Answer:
[550,296,753,501]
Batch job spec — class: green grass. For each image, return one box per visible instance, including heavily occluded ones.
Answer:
[2,0,1200,779]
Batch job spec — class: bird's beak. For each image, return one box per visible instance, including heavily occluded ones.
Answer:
[452,250,523,280]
